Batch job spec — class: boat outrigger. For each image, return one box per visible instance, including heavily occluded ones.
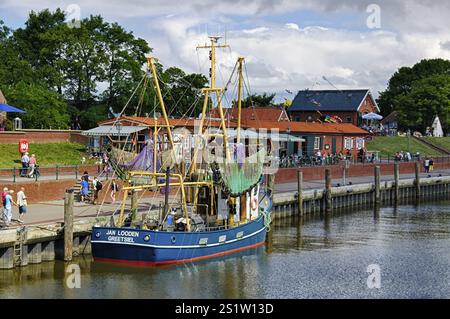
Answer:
[91,37,274,265]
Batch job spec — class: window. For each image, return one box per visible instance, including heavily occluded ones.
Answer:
[344,137,354,150]
[356,138,365,150]
[314,137,322,150]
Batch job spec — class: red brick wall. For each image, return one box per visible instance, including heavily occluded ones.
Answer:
[359,95,378,114]
[1,179,77,203]
[0,130,87,144]
[0,164,99,176]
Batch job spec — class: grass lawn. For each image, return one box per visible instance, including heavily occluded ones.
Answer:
[366,136,443,157]
[424,137,450,151]
[0,142,94,168]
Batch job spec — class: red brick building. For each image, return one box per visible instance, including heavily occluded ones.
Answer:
[288,89,379,127]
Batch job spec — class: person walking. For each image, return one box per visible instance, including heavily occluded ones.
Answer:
[424,157,430,173]
[2,187,8,226]
[28,154,37,178]
[91,176,102,205]
[110,179,119,204]
[20,152,29,177]
[3,190,16,227]
[429,158,434,172]
[80,177,89,202]
[16,187,27,223]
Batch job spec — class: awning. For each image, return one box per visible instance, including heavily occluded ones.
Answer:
[362,113,383,120]
[0,103,26,113]
[82,125,148,137]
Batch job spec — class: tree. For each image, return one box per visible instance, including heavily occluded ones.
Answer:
[3,82,70,129]
[100,22,152,112]
[378,59,450,117]
[13,9,68,93]
[160,67,208,117]
[395,75,450,132]
[240,92,276,108]
[64,15,108,110]
[0,20,34,86]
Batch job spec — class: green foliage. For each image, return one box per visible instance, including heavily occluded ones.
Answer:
[366,136,442,157]
[424,137,450,151]
[0,142,94,167]
[159,67,208,117]
[0,9,206,129]
[3,82,70,129]
[378,59,450,132]
[240,92,276,108]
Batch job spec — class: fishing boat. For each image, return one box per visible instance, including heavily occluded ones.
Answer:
[91,36,274,266]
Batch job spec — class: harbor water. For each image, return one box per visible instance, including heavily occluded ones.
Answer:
[1,201,450,299]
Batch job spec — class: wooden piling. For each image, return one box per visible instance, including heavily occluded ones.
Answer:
[374,166,381,206]
[415,161,421,200]
[394,162,400,203]
[297,171,303,217]
[63,190,74,262]
[325,169,332,215]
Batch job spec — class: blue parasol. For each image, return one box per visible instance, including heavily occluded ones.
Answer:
[0,103,26,113]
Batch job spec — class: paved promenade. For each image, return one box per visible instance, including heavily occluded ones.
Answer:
[1,168,449,229]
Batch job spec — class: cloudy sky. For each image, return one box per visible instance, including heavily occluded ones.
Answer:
[1,0,450,102]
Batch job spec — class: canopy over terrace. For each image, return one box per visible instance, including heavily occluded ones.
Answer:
[82,125,148,136]
[82,125,149,153]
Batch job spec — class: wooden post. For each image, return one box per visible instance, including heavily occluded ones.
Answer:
[164,167,170,218]
[64,190,74,262]
[394,162,400,203]
[267,174,275,195]
[297,171,303,217]
[325,169,332,215]
[374,166,381,206]
[415,161,421,201]
[130,190,138,222]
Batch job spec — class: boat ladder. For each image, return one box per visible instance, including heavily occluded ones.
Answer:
[14,226,26,266]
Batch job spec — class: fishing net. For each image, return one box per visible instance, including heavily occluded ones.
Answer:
[215,147,265,197]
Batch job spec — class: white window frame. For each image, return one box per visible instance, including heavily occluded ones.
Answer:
[344,137,354,150]
[314,137,321,150]
[356,138,365,150]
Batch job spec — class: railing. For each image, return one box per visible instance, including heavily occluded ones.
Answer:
[276,155,450,169]
[0,164,112,183]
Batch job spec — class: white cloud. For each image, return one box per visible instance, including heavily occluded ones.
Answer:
[285,23,300,31]
[1,0,450,103]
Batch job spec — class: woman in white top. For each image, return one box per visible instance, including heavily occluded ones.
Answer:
[16,187,27,223]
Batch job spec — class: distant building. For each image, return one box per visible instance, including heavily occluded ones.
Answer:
[288,89,379,127]
[380,111,399,136]
[90,114,368,159]
[208,106,290,123]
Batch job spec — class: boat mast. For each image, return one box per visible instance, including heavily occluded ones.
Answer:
[147,57,175,150]
[237,57,244,144]
[196,37,231,161]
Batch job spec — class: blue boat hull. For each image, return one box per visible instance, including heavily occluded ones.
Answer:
[91,215,268,265]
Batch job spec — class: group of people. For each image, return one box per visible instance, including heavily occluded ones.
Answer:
[79,171,119,205]
[20,152,39,178]
[1,186,28,228]
[394,151,415,162]
[423,157,435,173]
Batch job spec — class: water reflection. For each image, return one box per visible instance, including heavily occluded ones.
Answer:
[1,201,450,298]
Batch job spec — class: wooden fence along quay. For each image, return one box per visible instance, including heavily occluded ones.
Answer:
[1,162,450,269]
